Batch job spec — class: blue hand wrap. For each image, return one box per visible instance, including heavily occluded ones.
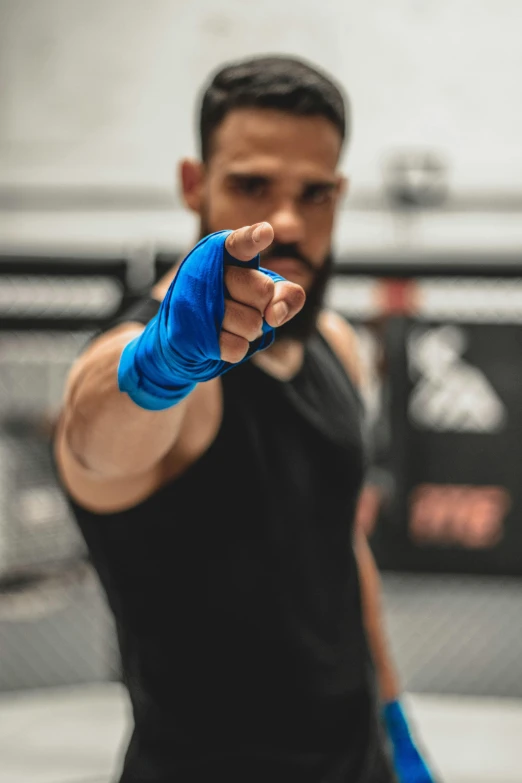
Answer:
[383,700,436,783]
[117,230,285,410]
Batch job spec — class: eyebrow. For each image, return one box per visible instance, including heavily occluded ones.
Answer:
[225,173,337,189]
[302,181,337,192]
[225,173,271,185]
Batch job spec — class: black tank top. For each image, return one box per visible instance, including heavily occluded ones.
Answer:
[66,300,393,783]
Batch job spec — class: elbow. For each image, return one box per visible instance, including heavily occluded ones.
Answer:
[60,414,162,480]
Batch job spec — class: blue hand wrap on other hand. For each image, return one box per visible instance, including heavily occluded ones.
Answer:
[383,700,436,783]
[117,230,285,410]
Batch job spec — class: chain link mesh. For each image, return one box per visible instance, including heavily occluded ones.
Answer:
[0,265,521,698]
[382,572,522,698]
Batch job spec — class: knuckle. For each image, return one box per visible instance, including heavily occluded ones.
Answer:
[223,266,235,287]
[226,227,252,261]
[259,274,275,302]
[251,310,264,335]
[224,301,259,340]
[220,331,249,363]
[223,299,238,322]
[226,231,238,252]
[243,308,263,341]
[224,265,245,291]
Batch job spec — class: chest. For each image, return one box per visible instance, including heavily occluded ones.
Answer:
[217,343,367,513]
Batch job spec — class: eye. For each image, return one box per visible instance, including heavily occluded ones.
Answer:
[231,176,269,199]
[301,185,335,206]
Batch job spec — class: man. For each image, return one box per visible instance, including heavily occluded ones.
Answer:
[55,56,436,782]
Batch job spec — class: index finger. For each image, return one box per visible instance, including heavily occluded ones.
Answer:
[225,222,274,262]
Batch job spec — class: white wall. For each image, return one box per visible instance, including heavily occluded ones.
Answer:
[1,0,522,200]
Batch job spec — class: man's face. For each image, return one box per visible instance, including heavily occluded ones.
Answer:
[182,108,345,293]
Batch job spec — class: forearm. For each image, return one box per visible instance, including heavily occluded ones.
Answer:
[61,326,188,477]
[355,531,401,703]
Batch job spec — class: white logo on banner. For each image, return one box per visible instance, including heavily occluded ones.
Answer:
[407,326,506,433]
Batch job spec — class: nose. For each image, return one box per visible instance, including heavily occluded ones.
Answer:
[268,200,306,246]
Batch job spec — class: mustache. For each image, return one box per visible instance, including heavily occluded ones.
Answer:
[260,243,316,274]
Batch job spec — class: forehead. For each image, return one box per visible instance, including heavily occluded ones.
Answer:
[208,108,342,177]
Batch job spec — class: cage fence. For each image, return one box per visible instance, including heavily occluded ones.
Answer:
[1,256,522,696]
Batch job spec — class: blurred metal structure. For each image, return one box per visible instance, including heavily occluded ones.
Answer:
[331,252,522,697]
[381,150,449,210]
[0,255,128,577]
[382,572,522,698]
[1,249,522,698]
[0,563,119,692]
[0,255,127,691]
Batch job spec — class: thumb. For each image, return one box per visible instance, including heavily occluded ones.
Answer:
[225,222,274,262]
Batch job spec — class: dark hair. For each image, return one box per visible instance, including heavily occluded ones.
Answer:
[198,55,349,161]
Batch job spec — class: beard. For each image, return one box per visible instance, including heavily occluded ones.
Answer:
[264,246,333,341]
[199,215,333,341]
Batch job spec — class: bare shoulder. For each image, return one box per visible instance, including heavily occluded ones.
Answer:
[317,309,365,390]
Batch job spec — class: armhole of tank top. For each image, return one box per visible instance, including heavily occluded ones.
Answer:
[313,327,365,413]
[111,296,161,328]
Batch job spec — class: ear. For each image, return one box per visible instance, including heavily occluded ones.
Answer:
[179,158,205,214]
